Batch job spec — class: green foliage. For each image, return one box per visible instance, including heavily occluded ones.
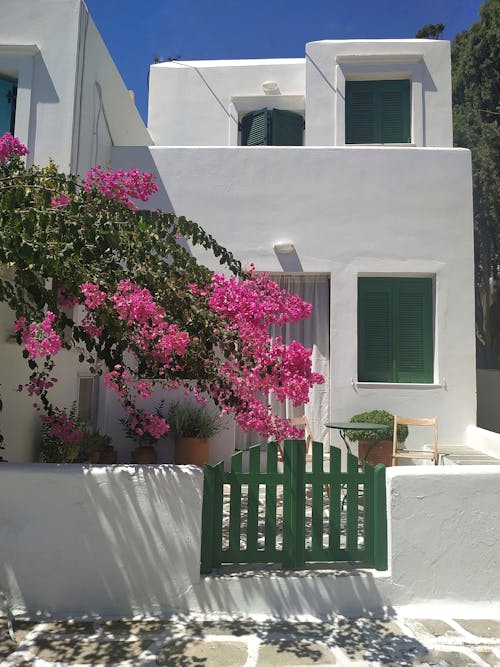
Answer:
[415,23,445,39]
[167,401,225,440]
[38,404,111,463]
[345,409,408,444]
[451,0,500,367]
[0,157,247,451]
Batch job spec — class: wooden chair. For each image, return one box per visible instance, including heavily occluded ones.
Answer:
[277,415,313,461]
[392,416,439,465]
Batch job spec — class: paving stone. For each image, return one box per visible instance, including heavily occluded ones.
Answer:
[32,637,153,662]
[331,618,427,666]
[475,649,500,665]
[0,634,17,660]
[420,649,481,666]
[157,639,248,666]
[457,619,500,639]
[40,620,96,635]
[405,618,462,638]
[100,619,168,636]
[257,639,335,665]
[12,620,39,641]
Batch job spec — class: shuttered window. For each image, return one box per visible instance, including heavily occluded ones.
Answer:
[358,277,433,383]
[346,80,410,144]
[241,108,303,146]
[0,75,17,137]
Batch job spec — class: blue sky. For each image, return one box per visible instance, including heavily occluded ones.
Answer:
[84,0,483,123]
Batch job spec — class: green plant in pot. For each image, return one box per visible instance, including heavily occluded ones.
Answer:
[121,402,167,464]
[345,409,409,467]
[167,400,225,467]
[38,404,113,463]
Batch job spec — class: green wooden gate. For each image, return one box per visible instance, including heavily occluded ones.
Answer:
[201,440,387,573]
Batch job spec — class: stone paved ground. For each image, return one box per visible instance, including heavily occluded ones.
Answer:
[1,613,500,666]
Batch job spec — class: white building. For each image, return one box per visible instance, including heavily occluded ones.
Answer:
[0,0,476,461]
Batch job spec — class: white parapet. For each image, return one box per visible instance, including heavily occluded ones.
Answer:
[0,464,203,618]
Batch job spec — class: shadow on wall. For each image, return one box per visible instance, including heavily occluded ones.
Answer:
[0,465,203,618]
[27,52,60,167]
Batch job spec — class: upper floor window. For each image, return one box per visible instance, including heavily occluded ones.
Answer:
[240,108,304,146]
[346,80,410,144]
[0,75,17,136]
[358,277,433,383]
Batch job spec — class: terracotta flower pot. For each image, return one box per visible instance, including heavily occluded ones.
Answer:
[131,445,157,464]
[357,439,393,467]
[175,437,209,467]
[99,446,117,464]
[88,450,101,464]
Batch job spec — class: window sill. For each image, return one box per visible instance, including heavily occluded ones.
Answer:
[355,382,444,390]
[345,143,416,147]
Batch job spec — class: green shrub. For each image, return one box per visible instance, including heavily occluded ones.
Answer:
[345,409,408,444]
[167,401,225,440]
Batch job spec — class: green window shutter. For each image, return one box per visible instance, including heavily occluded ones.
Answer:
[271,109,304,146]
[379,80,411,143]
[346,80,410,144]
[358,277,433,383]
[346,82,377,144]
[358,278,394,382]
[241,108,269,145]
[0,76,17,137]
[395,278,433,382]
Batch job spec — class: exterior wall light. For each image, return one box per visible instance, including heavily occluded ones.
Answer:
[273,241,295,254]
[262,81,280,95]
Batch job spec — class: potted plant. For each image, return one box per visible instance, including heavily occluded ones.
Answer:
[167,400,225,467]
[345,409,409,467]
[38,404,115,463]
[121,404,166,464]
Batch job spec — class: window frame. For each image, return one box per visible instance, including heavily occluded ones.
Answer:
[357,276,434,384]
[335,56,425,147]
[0,45,38,158]
[229,95,305,145]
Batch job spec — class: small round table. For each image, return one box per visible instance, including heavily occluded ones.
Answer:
[325,422,388,458]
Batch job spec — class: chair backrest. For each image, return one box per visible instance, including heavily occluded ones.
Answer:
[392,416,438,464]
[288,415,314,454]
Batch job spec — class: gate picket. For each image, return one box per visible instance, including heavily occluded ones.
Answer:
[201,438,387,573]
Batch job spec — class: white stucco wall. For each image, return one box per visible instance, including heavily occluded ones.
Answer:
[0,0,152,462]
[0,0,151,173]
[0,464,203,617]
[381,466,500,609]
[466,424,500,459]
[148,59,305,147]
[306,39,453,148]
[111,144,475,446]
[148,40,452,149]
[1,464,498,617]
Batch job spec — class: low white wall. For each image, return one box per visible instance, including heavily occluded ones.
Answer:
[381,466,500,609]
[1,463,499,618]
[0,464,203,618]
[466,424,500,459]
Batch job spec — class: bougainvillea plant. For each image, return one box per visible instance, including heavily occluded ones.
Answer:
[0,132,324,454]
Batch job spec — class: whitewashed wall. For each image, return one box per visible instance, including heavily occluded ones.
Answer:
[0,464,203,618]
[148,40,452,149]
[112,144,476,446]
[380,466,500,610]
[1,464,499,617]
[0,0,151,462]
[148,59,305,146]
[306,40,453,148]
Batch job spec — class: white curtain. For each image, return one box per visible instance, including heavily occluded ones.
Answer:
[235,273,330,449]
